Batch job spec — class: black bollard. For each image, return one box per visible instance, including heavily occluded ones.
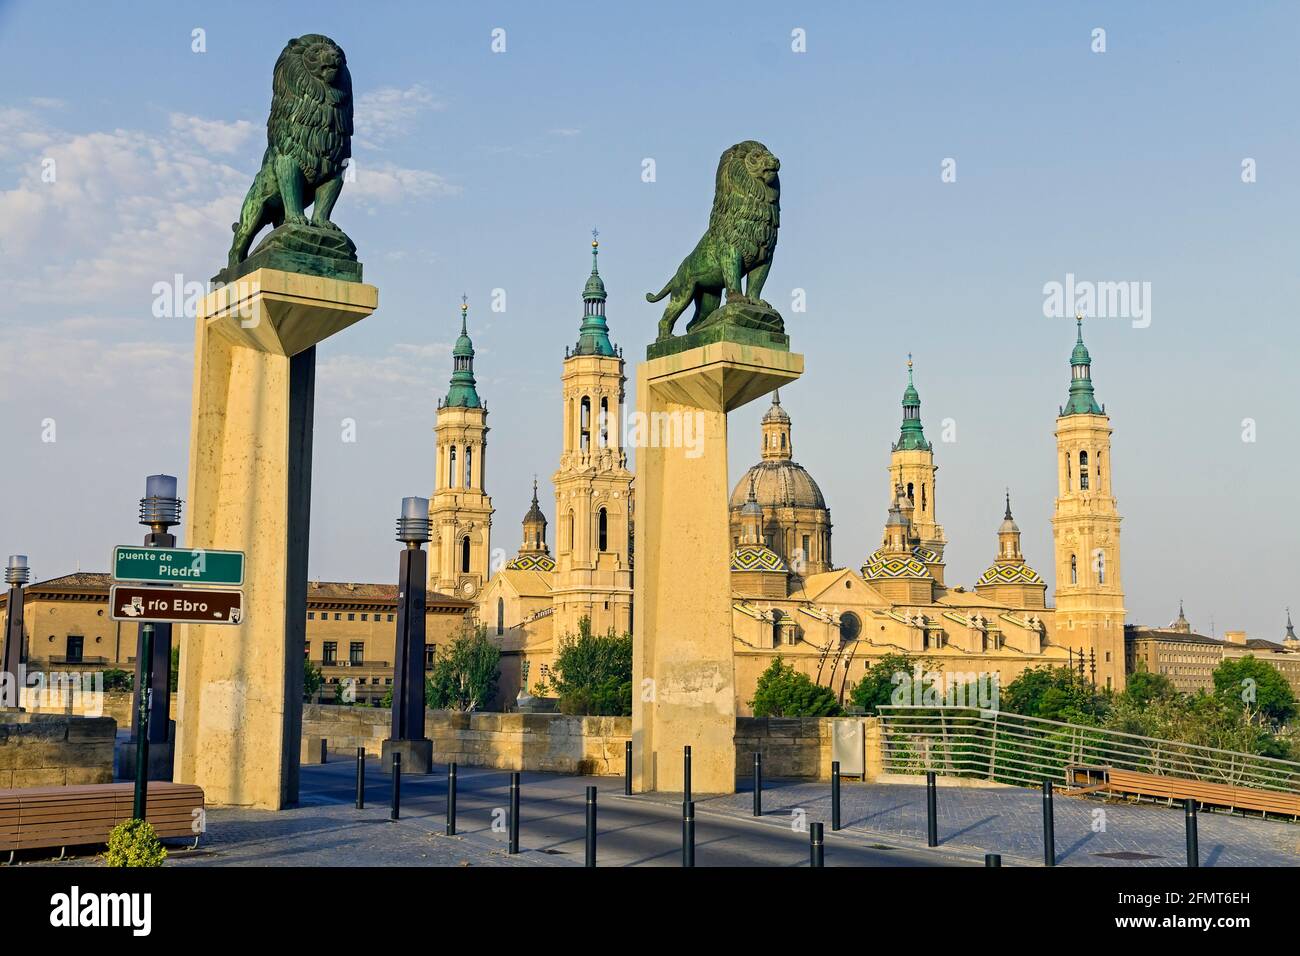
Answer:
[1185,798,1199,868]
[624,740,632,796]
[810,821,825,867]
[585,786,598,868]
[508,772,521,854]
[390,751,401,821]
[831,761,842,831]
[682,800,695,867]
[446,762,457,836]
[926,771,938,847]
[985,853,1002,867]
[1042,779,1055,867]
[753,752,763,817]
[355,747,365,810]
[684,745,692,805]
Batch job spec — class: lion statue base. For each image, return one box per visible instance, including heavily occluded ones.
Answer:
[644,299,788,360]
[213,221,361,285]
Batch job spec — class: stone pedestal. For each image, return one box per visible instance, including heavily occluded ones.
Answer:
[381,737,433,775]
[631,341,801,794]
[175,268,377,809]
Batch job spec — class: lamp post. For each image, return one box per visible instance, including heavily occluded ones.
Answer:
[2,555,30,709]
[133,475,181,752]
[382,496,433,774]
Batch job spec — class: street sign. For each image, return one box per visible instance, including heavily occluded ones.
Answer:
[111,545,244,586]
[109,584,243,625]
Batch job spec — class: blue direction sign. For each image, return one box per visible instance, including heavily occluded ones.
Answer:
[111,546,244,587]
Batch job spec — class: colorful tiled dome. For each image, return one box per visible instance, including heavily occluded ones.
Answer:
[862,555,931,580]
[730,544,789,573]
[976,563,1043,585]
[505,553,556,572]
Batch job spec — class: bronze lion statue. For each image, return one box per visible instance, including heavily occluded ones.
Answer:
[227,34,354,269]
[646,140,781,339]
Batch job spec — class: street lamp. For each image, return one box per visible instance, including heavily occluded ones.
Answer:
[134,475,182,753]
[2,555,29,708]
[384,496,433,775]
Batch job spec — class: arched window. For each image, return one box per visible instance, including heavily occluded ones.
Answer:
[496,597,504,636]
[1096,550,1105,584]
[448,446,457,488]
[599,397,609,448]
[1079,450,1089,490]
[580,396,591,451]
[780,433,786,449]
[461,536,471,573]
[1070,554,1078,585]
[1066,454,1072,491]
[597,507,608,552]
[566,510,574,550]
[839,612,861,643]
[921,484,927,512]
[771,609,784,647]
[464,445,473,489]
[906,482,914,502]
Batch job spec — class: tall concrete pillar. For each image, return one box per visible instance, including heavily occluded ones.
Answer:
[631,342,801,795]
[174,269,377,809]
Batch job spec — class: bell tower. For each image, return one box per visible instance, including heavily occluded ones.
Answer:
[889,356,946,580]
[429,297,494,602]
[1051,317,1125,690]
[552,231,634,637]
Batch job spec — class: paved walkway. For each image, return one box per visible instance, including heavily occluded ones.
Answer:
[665,777,1300,867]
[20,758,1300,867]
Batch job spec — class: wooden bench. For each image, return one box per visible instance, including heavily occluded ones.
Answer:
[1065,764,1300,818]
[0,782,204,862]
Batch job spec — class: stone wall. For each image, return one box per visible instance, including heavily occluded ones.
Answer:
[303,705,631,776]
[734,716,883,782]
[19,690,178,730]
[0,713,117,787]
[301,707,886,783]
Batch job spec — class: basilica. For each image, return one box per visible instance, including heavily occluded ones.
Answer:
[428,237,1130,709]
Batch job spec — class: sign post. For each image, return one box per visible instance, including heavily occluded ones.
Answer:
[132,623,154,821]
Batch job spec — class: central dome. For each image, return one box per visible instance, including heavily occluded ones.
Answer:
[729,459,827,511]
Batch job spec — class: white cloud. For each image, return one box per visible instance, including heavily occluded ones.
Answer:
[354,85,444,148]
[168,113,259,155]
[347,161,460,203]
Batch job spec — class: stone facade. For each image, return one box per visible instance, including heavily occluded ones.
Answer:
[0,713,116,787]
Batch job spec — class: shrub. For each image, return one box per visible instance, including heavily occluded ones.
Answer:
[426,625,500,712]
[104,819,167,867]
[542,618,633,716]
[303,659,323,701]
[101,669,133,692]
[749,657,841,717]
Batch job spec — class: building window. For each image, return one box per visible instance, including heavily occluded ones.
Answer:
[598,507,608,552]
[1079,450,1089,490]
[802,534,810,562]
[304,642,310,659]
[465,445,473,488]
[461,535,471,573]
[1097,550,1105,584]
[449,445,457,487]
[387,614,394,623]
[424,645,436,668]
[580,396,591,450]
[350,642,363,665]
[66,635,84,664]
[307,612,315,620]
[599,397,609,447]
[497,597,504,636]
[361,613,368,622]
[1070,554,1078,585]
[347,613,355,622]
[839,612,861,643]
[1066,454,1072,491]
[334,613,342,621]
[323,642,337,665]
[566,511,575,550]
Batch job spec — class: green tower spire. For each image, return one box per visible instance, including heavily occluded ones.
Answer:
[443,294,482,408]
[893,354,930,451]
[573,227,616,358]
[1060,315,1103,416]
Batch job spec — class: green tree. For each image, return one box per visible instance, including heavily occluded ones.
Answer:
[848,653,940,714]
[1213,655,1297,725]
[427,625,500,712]
[542,617,633,716]
[101,669,133,692]
[303,659,323,701]
[1000,665,1108,724]
[1121,666,1178,707]
[749,657,841,717]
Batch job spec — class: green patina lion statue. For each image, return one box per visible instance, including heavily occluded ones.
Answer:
[227,34,354,269]
[646,140,781,340]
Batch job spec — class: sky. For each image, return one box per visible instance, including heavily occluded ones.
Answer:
[0,1,1297,641]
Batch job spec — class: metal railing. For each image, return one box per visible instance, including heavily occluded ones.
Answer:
[877,706,1300,794]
